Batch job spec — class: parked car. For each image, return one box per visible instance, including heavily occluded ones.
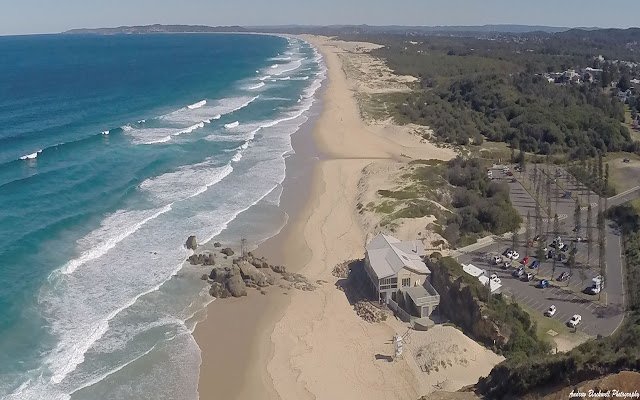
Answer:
[522,272,534,282]
[539,279,549,288]
[557,271,571,281]
[568,314,582,328]
[513,267,524,277]
[521,256,530,265]
[559,243,569,252]
[545,305,557,317]
[623,158,630,163]
[502,261,511,270]
[547,250,555,259]
[529,260,540,269]
[504,248,513,257]
[490,273,498,280]
[510,251,520,260]
[492,255,502,265]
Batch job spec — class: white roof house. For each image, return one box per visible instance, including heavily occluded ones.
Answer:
[366,234,428,279]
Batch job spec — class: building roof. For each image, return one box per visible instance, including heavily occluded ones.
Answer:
[462,263,486,278]
[405,283,440,307]
[366,233,429,279]
[478,275,502,293]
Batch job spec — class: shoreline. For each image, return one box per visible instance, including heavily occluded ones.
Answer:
[193,46,325,400]
[195,34,491,400]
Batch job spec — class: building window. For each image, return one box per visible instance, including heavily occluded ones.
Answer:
[402,278,411,287]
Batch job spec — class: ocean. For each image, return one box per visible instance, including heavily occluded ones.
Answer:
[0,33,325,399]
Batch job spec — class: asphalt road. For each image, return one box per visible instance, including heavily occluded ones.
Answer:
[456,164,626,337]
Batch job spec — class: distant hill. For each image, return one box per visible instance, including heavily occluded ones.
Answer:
[250,24,571,36]
[62,23,571,36]
[63,24,248,34]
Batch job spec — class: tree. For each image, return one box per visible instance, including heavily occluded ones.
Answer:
[535,185,541,237]
[525,211,531,256]
[567,245,576,286]
[618,75,631,92]
[586,203,594,272]
[574,198,582,239]
[546,204,552,240]
[597,198,606,301]
[604,163,610,194]
[598,153,604,186]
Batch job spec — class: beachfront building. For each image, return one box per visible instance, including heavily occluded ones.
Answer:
[364,233,440,318]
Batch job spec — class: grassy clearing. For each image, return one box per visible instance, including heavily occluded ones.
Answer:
[605,152,640,193]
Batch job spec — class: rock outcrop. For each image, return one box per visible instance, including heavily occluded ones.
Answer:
[188,253,215,266]
[429,259,508,348]
[213,242,222,248]
[220,248,234,256]
[226,274,247,297]
[185,235,198,250]
[238,261,269,287]
[198,249,315,299]
[354,301,388,323]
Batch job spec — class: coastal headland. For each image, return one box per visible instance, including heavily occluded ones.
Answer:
[194,35,503,400]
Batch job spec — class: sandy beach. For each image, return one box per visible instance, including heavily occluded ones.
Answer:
[195,35,501,400]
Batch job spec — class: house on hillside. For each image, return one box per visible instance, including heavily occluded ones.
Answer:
[364,233,440,318]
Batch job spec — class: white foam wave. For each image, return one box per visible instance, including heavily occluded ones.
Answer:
[140,162,233,204]
[293,76,309,81]
[224,121,240,129]
[270,56,291,61]
[259,75,271,81]
[187,100,207,110]
[270,64,278,69]
[272,59,303,76]
[19,150,42,160]
[248,82,266,90]
[174,122,205,137]
[58,206,173,276]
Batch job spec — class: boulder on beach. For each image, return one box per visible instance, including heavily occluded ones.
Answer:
[213,242,222,248]
[185,235,198,250]
[226,275,247,297]
[239,262,269,287]
[221,248,235,256]
[270,264,287,274]
[188,253,215,266]
[209,282,231,298]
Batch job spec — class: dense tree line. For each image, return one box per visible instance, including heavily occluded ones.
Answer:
[441,158,521,244]
[365,34,640,158]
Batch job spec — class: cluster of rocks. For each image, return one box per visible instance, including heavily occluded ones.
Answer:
[186,236,315,299]
[331,260,355,278]
[188,253,215,266]
[354,301,388,323]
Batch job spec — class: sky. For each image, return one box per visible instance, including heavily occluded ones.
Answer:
[1,0,639,35]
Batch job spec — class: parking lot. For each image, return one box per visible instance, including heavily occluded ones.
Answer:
[456,164,625,337]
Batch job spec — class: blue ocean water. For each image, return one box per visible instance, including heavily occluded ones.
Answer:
[0,33,325,399]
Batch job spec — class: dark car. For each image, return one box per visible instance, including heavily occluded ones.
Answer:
[557,271,571,281]
[539,279,549,288]
[529,260,540,269]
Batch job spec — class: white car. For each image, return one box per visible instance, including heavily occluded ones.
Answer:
[545,305,557,317]
[510,251,520,260]
[490,273,498,280]
[568,314,582,327]
[506,250,514,259]
[492,255,502,265]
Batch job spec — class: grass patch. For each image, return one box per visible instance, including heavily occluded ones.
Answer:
[373,201,396,214]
